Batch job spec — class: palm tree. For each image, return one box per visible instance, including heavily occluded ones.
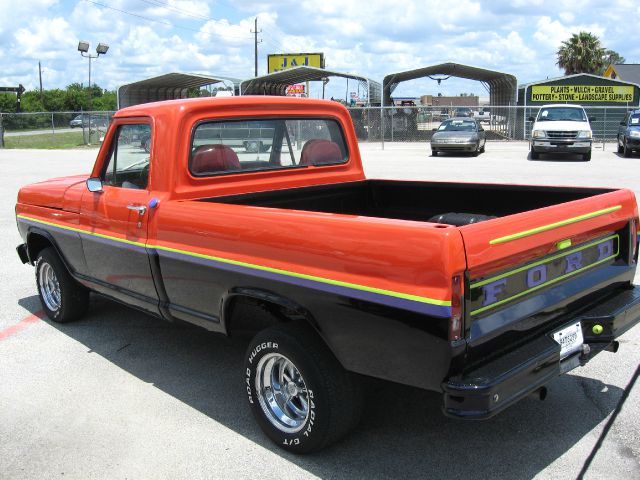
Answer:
[556,32,606,75]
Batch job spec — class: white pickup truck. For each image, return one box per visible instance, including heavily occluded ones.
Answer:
[529,104,594,161]
[472,107,492,123]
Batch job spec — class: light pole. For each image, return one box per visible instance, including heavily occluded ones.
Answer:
[77,40,109,111]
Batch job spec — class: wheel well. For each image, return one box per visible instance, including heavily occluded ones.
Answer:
[225,295,310,339]
[27,232,55,264]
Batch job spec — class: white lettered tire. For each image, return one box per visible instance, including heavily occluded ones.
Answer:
[245,321,363,453]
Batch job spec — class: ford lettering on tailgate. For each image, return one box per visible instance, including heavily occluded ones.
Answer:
[469,235,619,316]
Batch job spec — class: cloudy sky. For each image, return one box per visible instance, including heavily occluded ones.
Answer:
[1,0,639,101]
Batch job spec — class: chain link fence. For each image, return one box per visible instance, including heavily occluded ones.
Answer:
[0,106,636,149]
[347,105,636,146]
[0,111,115,148]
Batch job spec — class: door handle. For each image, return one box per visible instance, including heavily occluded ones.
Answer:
[127,204,147,215]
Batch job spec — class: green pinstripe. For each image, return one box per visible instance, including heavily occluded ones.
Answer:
[17,214,451,308]
[489,206,622,245]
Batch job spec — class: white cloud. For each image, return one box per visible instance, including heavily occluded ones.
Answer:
[14,17,75,59]
[558,12,574,23]
[0,0,636,95]
[534,16,606,49]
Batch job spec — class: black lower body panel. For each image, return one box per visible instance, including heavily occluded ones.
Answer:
[442,285,640,419]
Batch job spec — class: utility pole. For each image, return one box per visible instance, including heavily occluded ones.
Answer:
[251,17,262,77]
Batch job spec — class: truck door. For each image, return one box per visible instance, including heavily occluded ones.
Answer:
[80,122,159,314]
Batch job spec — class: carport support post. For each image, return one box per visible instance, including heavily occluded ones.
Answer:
[602,107,607,151]
[0,113,4,148]
[51,113,55,134]
[380,105,385,150]
[391,109,394,142]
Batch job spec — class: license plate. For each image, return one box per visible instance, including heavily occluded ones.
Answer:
[552,322,584,360]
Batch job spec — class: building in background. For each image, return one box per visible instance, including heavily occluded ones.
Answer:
[603,64,640,85]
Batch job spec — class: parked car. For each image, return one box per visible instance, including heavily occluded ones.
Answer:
[431,118,486,156]
[452,107,472,117]
[69,114,86,128]
[529,104,594,161]
[617,109,640,157]
[69,114,109,129]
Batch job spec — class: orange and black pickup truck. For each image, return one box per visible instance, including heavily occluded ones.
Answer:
[15,97,640,453]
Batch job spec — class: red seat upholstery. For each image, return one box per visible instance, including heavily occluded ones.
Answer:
[191,145,241,173]
[299,139,343,166]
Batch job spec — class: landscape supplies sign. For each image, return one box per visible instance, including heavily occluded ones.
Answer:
[268,53,324,73]
[530,85,634,103]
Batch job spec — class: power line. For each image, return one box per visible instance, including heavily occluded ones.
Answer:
[137,0,212,22]
[138,0,292,53]
[85,0,201,33]
[261,31,289,53]
[83,0,252,41]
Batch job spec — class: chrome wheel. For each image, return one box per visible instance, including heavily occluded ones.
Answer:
[255,353,309,433]
[38,262,61,312]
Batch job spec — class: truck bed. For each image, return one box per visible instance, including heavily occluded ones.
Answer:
[205,179,613,223]
[203,178,635,372]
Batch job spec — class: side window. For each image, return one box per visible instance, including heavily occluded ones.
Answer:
[103,124,152,189]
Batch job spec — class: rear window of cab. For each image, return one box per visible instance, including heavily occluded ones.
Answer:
[189,117,349,177]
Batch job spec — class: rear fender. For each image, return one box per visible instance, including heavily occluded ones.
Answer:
[222,287,317,335]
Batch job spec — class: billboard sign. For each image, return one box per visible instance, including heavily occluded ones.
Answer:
[268,53,324,73]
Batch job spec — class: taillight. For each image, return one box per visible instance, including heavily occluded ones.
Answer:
[450,274,464,341]
[632,218,639,262]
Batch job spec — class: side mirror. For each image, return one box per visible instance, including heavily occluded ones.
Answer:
[86,177,103,193]
[589,117,596,122]
[432,128,438,131]
[620,121,626,126]
[528,116,535,122]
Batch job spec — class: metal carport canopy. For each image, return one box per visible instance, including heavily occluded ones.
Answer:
[382,62,517,106]
[117,73,241,109]
[240,66,382,105]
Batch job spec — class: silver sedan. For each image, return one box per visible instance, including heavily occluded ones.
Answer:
[431,118,486,156]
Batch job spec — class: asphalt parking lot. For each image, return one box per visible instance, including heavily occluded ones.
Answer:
[1,142,639,480]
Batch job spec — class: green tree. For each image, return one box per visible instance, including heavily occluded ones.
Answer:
[2,83,117,113]
[0,93,17,112]
[91,90,117,110]
[43,89,67,111]
[20,91,45,112]
[599,50,626,75]
[63,84,89,111]
[556,31,606,75]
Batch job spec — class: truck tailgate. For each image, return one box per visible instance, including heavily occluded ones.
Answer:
[458,188,638,359]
